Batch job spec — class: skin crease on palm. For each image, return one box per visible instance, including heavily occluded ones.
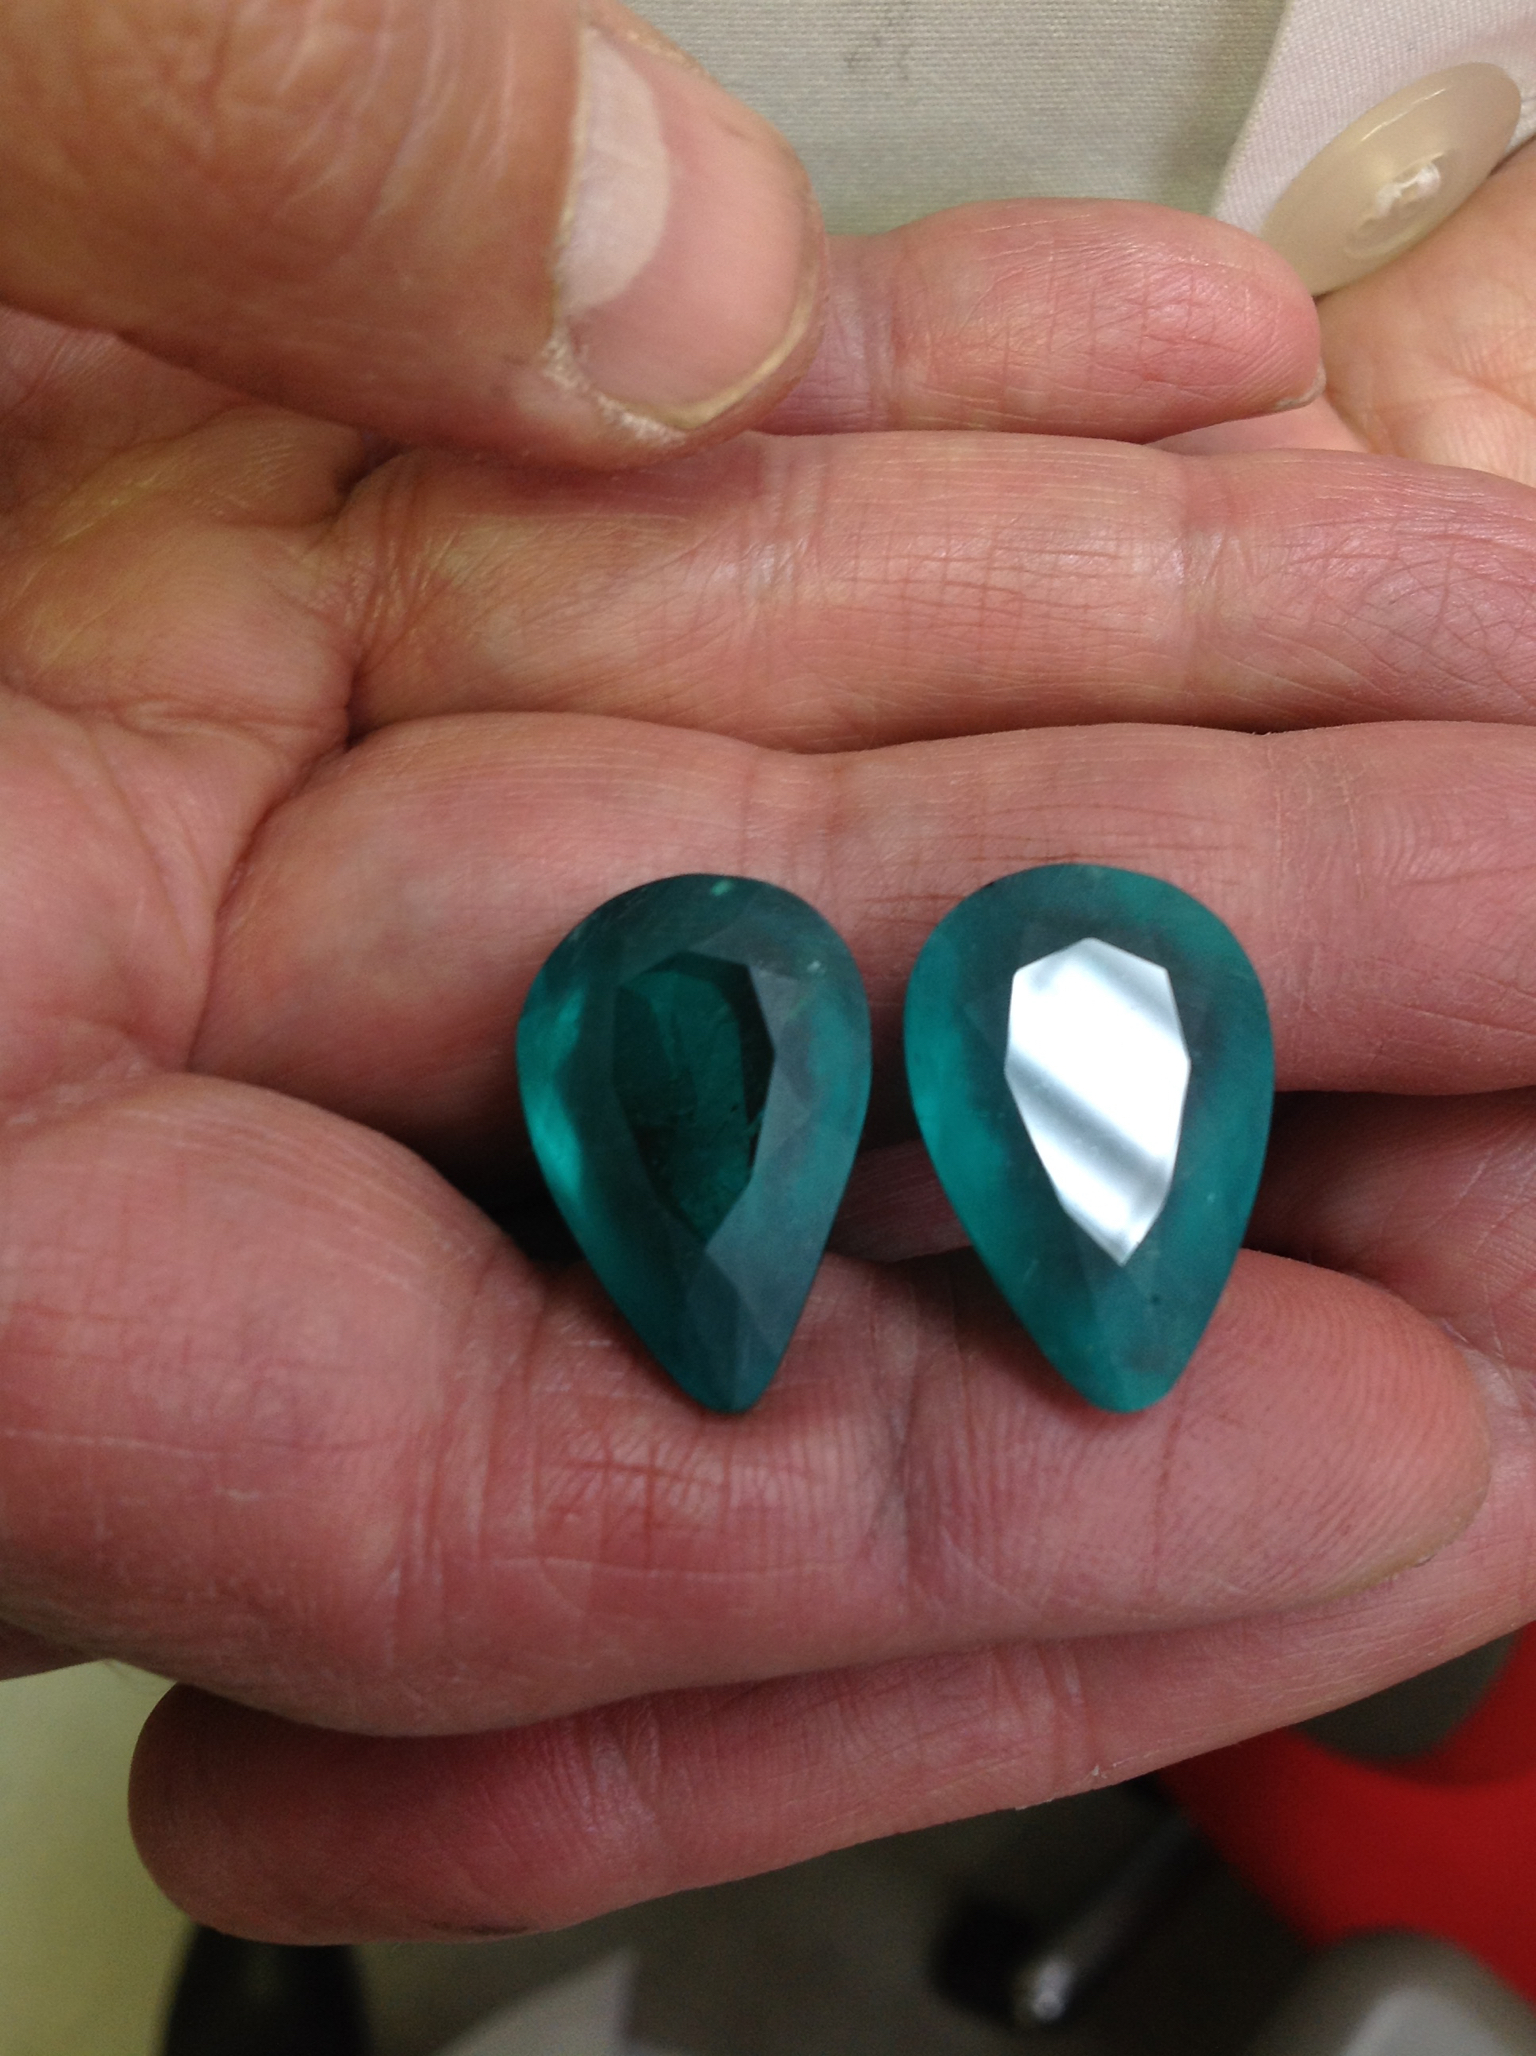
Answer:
[6,92,1536,1939]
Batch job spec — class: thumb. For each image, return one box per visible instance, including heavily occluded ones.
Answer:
[0,0,823,465]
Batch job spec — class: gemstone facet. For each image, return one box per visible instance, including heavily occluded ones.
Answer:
[1005,940,1190,1267]
[518,876,871,1412]
[905,866,1273,1412]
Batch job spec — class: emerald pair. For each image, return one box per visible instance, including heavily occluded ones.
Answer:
[516,869,1273,1416]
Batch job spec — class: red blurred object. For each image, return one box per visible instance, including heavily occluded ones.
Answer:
[1163,1627,1536,2000]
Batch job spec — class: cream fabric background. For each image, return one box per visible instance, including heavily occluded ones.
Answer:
[642,0,1290,231]
[644,0,1536,242]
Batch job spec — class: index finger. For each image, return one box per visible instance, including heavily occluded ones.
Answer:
[764,201,1321,439]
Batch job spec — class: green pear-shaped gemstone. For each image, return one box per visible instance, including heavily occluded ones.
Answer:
[905,866,1273,1412]
[518,876,871,1412]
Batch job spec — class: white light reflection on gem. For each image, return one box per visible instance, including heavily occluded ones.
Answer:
[1004,939,1190,1265]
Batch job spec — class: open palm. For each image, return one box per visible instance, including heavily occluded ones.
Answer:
[4,201,1536,1940]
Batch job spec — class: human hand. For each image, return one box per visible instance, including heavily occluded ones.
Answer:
[0,159,1533,1939]
[1315,137,1536,479]
[4,0,1536,1943]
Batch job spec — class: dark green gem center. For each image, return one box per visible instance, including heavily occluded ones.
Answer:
[613,951,775,1243]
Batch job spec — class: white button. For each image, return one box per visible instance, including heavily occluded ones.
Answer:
[1261,64,1522,296]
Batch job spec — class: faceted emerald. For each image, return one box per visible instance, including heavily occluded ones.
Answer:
[905,866,1273,1412]
[518,876,871,1413]
[613,953,775,1244]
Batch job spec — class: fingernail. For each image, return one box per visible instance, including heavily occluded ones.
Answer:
[558,26,819,426]
[1272,361,1328,412]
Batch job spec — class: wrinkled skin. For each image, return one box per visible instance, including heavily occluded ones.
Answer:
[2,180,1536,1940]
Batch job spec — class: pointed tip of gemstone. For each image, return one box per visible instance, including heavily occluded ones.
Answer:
[906,865,1273,1413]
[518,876,871,1413]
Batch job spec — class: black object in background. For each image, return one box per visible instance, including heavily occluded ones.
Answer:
[932,1803,1208,2032]
[161,1928,370,2056]
[932,1896,1043,2026]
